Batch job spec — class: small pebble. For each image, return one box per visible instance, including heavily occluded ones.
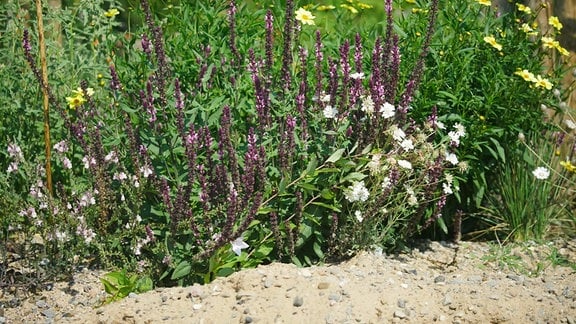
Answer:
[442,294,452,306]
[36,300,48,309]
[434,275,446,284]
[41,309,55,319]
[192,303,202,310]
[393,310,407,319]
[293,296,304,307]
[397,299,406,308]
[317,282,330,290]
[244,316,253,323]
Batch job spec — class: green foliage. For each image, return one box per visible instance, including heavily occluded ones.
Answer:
[100,270,153,303]
[1,0,574,299]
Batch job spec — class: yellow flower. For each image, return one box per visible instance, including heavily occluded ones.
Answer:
[514,69,537,82]
[483,35,502,51]
[549,16,563,31]
[316,5,336,11]
[65,87,94,109]
[340,4,359,14]
[542,36,559,49]
[295,7,315,25]
[533,75,553,90]
[104,8,120,18]
[477,0,491,6]
[519,23,534,33]
[557,45,569,56]
[357,2,374,9]
[515,3,531,14]
[560,160,576,173]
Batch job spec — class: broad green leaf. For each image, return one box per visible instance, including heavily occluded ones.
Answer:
[340,172,367,183]
[326,148,346,163]
[171,261,192,280]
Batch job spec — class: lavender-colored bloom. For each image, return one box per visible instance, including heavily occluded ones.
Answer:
[280,0,295,91]
[265,10,274,75]
[109,65,122,91]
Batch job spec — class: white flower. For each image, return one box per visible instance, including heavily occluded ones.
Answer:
[323,105,338,119]
[320,94,331,103]
[448,131,461,146]
[7,161,18,173]
[231,237,249,256]
[140,166,154,178]
[436,121,445,130]
[354,210,364,223]
[397,159,412,170]
[380,102,395,119]
[391,126,406,141]
[367,153,382,174]
[445,152,459,165]
[105,151,119,163]
[442,182,453,195]
[113,172,128,181]
[361,96,375,114]
[381,176,392,189]
[400,139,414,151]
[532,167,550,180]
[565,119,576,130]
[453,123,466,137]
[350,72,365,80]
[345,181,370,202]
[53,141,69,153]
[405,186,418,206]
[62,157,72,169]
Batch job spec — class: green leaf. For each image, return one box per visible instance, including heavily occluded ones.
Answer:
[436,216,448,234]
[302,156,318,177]
[171,261,192,280]
[488,138,506,163]
[340,172,367,183]
[313,241,324,259]
[310,201,341,212]
[297,182,318,192]
[136,277,154,293]
[326,148,346,163]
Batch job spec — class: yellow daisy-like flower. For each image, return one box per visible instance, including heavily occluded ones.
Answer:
[340,4,359,14]
[556,45,569,56]
[515,3,531,14]
[104,8,120,18]
[541,36,559,49]
[476,0,491,6]
[519,23,534,33]
[316,5,336,11]
[295,7,315,25]
[514,69,537,82]
[65,87,94,109]
[560,160,576,173]
[549,16,563,31]
[483,35,502,51]
[533,75,553,90]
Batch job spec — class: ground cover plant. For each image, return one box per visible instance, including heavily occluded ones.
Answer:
[1,0,574,295]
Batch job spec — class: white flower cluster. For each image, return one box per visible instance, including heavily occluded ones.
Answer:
[345,181,370,202]
[448,123,466,146]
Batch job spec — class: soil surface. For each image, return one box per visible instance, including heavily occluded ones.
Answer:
[2,239,576,324]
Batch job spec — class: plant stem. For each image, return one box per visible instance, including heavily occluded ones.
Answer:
[35,0,53,198]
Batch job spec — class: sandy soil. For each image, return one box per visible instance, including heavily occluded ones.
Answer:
[2,239,576,324]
